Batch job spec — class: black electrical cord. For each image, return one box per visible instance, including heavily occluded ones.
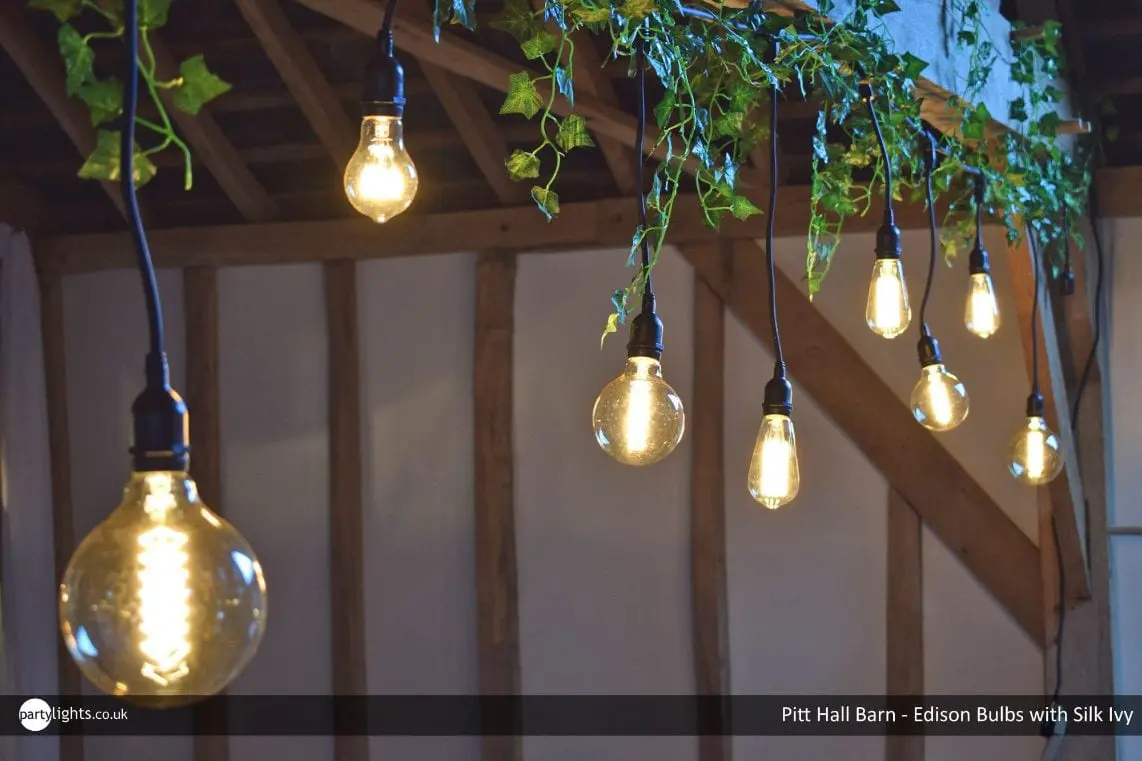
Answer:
[121,0,166,388]
[1071,189,1105,431]
[866,84,894,218]
[974,175,985,252]
[382,0,399,35]
[635,41,653,291]
[919,132,938,339]
[1030,233,1042,401]
[766,69,784,375]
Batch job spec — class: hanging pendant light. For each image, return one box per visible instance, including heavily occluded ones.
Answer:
[747,50,799,509]
[964,175,1001,339]
[864,85,911,340]
[58,0,267,705]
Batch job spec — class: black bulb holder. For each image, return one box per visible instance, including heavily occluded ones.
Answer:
[1026,391,1045,418]
[968,245,991,276]
[361,29,406,118]
[626,291,664,360]
[917,334,943,368]
[131,353,190,472]
[1060,268,1076,296]
[762,375,793,417]
[875,208,902,262]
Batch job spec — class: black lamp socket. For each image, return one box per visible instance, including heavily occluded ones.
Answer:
[762,375,793,417]
[361,30,406,118]
[968,246,990,276]
[1026,391,1045,418]
[131,384,190,472]
[1060,268,1076,296]
[917,335,943,367]
[626,293,664,360]
[875,212,902,261]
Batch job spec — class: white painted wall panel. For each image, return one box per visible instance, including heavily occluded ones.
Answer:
[724,309,887,761]
[774,228,1038,542]
[923,525,1042,761]
[515,246,695,761]
[219,265,332,761]
[358,253,480,761]
[62,268,192,761]
[1113,538,1142,761]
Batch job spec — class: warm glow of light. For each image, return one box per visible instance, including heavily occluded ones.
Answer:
[747,414,800,509]
[344,116,418,223]
[592,356,685,466]
[757,435,792,501]
[925,373,954,427]
[622,358,656,455]
[965,272,1001,338]
[1025,428,1046,480]
[866,258,911,338]
[136,524,191,686]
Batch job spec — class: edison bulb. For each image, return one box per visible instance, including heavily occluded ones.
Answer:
[747,414,800,509]
[865,258,912,338]
[965,272,1001,338]
[59,471,267,705]
[592,356,685,465]
[344,115,418,223]
[1008,416,1064,485]
[910,364,970,431]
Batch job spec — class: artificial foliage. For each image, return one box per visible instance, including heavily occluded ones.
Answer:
[29,0,232,190]
[34,0,1093,341]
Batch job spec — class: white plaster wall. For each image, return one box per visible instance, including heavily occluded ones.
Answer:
[15,231,1050,761]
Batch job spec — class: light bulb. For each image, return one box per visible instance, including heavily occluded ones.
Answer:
[747,414,800,509]
[344,115,418,223]
[592,356,685,466]
[1008,415,1064,485]
[910,363,969,431]
[865,258,912,338]
[59,471,267,705]
[965,271,1001,338]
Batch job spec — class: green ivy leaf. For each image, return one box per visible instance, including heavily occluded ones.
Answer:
[170,55,231,115]
[618,0,655,21]
[556,114,594,151]
[730,195,762,221]
[77,129,157,186]
[962,103,991,140]
[554,65,573,106]
[1008,97,1028,123]
[713,111,745,139]
[77,77,124,126]
[654,91,675,129]
[521,30,557,60]
[505,149,540,180]
[58,24,94,96]
[140,0,171,27]
[600,312,620,348]
[572,5,611,23]
[870,0,901,15]
[900,52,928,82]
[500,72,542,119]
[490,0,538,42]
[29,0,82,23]
[531,186,560,219]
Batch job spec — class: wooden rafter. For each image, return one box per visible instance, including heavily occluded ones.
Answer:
[235,0,357,167]
[420,63,528,205]
[148,37,280,222]
[0,4,125,218]
[38,187,946,273]
[684,239,1044,643]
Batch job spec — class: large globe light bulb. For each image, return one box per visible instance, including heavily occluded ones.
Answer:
[747,413,800,509]
[1008,415,1064,485]
[865,258,912,338]
[910,363,970,432]
[592,356,685,466]
[59,471,267,705]
[344,115,418,223]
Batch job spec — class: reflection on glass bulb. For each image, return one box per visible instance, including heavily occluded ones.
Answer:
[910,364,970,431]
[60,472,267,705]
[592,356,685,466]
[747,414,800,509]
[344,115,418,223]
[1007,416,1064,485]
[965,272,1001,338]
[865,258,912,338]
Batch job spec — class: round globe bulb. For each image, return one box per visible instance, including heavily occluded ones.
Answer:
[1007,415,1064,485]
[747,413,800,509]
[59,471,267,705]
[910,363,970,431]
[344,115,418,223]
[592,356,685,466]
[865,258,912,339]
[965,271,1001,338]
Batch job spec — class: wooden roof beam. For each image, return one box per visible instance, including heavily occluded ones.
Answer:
[148,36,281,222]
[683,240,1044,643]
[234,0,357,167]
[0,4,126,219]
[420,63,529,205]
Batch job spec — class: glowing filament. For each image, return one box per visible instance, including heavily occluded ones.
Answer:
[137,526,191,686]
[622,361,656,454]
[757,436,792,500]
[1025,429,1046,480]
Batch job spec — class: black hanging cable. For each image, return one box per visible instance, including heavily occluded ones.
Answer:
[121,0,165,388]
[920,132,938,340]
[624,39,663,361]
[974,176,985,251]
[866,83,894,223]
[761,42,791,417]
[382,0,399,34]
[123,0,189,474]
[361,0,405,119]
[1072,188,1106,433]
[1030,233,1043,404]
[1060,212,1075,296]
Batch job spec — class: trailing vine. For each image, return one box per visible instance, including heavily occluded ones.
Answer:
[29,0,232,189]
[460,0,1093,338]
